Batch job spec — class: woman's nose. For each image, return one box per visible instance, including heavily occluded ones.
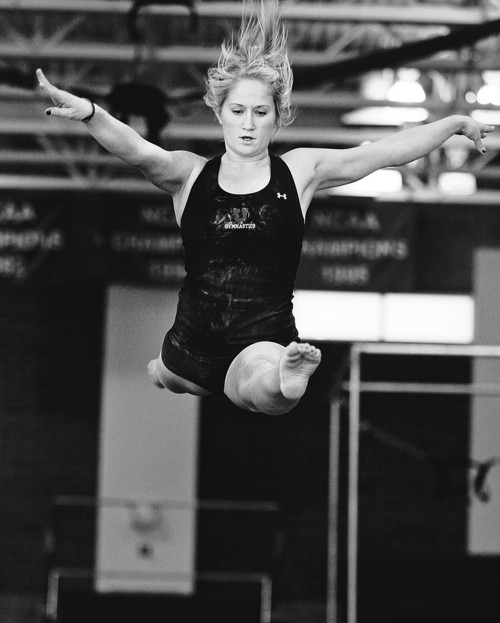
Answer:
[242,112,255,129]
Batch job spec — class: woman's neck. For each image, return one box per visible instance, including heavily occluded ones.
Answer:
[222,150,270,165]
[219,151,271,194]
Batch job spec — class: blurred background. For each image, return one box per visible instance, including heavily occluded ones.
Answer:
[2,1,500,622]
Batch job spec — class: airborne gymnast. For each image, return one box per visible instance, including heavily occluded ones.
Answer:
[37,0,493,415]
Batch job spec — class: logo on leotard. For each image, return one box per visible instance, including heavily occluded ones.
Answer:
[277,193,287,199]
[224,206,256,230]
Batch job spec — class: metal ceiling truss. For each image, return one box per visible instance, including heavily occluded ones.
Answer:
[1,0,500,200]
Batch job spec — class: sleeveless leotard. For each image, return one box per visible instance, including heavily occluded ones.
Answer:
[161,153,304,392]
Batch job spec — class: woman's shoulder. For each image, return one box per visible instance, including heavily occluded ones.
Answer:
[280,147,317,173]
[141,148,207,194]
[278,148,328,216]
[279,148,318,185]
[171,153,215,225]
[172,150,210,178]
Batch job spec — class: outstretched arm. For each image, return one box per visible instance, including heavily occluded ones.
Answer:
[36,68,202,194]
[287,115,495,196]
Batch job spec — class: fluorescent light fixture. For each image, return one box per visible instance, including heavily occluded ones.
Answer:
[438,172,477,196]
[471,109,500,125]
[361,70,395,101]
[477,71,500,105]
[387,68,426,104]
[341,106,428,126]
[383,293,474,344]
[330,168,403,197]
[293,290,383,342]
[344,69,428,127]
[477,84,500,105]
[293,291,474,344]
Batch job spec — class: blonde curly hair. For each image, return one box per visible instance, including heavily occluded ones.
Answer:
[204,0,294,129]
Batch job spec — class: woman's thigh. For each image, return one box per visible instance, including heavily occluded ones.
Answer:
[156,356,212,396]
[161,331,237,395]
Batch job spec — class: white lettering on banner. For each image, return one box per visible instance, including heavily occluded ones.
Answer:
[321,263,370,286]
[302,238,408,261]
[0,229,64,252]
[297,202,414,290]
[148,260,186,281]
[0,255,26,278]
[110,232,183,254]
[0,201,37,224]
[311,209,381,232]
[0,200,66,280]
[139,205,177,227]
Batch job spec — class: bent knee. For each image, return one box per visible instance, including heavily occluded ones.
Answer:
[223,342,287,413]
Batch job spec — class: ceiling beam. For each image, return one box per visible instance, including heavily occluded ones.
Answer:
[1,1,499,26]
[1,1,499,201]
[1,44,498,72]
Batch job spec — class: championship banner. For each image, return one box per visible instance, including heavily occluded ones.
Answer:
[296,198,415,291]
[0,193,105,284]
[106,196,185,285]
[0,195,67,282]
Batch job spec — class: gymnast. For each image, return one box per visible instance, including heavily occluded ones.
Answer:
[36,0,494,415]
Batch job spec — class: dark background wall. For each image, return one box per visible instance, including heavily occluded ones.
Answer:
[414,202,500,292]
[0,284,103,621]
[2,200,500,622]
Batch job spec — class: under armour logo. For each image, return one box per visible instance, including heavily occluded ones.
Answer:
[277,193,287,199]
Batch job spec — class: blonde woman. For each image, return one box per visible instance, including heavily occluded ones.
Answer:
[37,0,494,415]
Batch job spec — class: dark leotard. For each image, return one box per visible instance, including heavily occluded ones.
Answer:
[161,153,304,393]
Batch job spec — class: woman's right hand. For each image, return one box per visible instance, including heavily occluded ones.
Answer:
[36,68,94,121]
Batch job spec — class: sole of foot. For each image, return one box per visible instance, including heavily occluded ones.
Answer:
[279,342,322,400]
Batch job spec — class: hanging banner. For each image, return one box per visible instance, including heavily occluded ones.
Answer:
[0,194,68,283]
[106,196,185,285]
[0,192,105,284]
[0,192,414,290]
[296,198,415,291]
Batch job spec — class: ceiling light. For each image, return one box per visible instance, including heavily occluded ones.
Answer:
[471,109,500,125]
[438,172,477,196]
[342,106,428,126]
[477,71,500,105]
[387,68,426,104]
[330,168,403,197]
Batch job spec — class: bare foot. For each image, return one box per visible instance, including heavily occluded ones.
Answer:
[147,358,165,389]
[279,342,321,400]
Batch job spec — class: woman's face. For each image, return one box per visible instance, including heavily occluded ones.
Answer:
[218,78,277,159]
